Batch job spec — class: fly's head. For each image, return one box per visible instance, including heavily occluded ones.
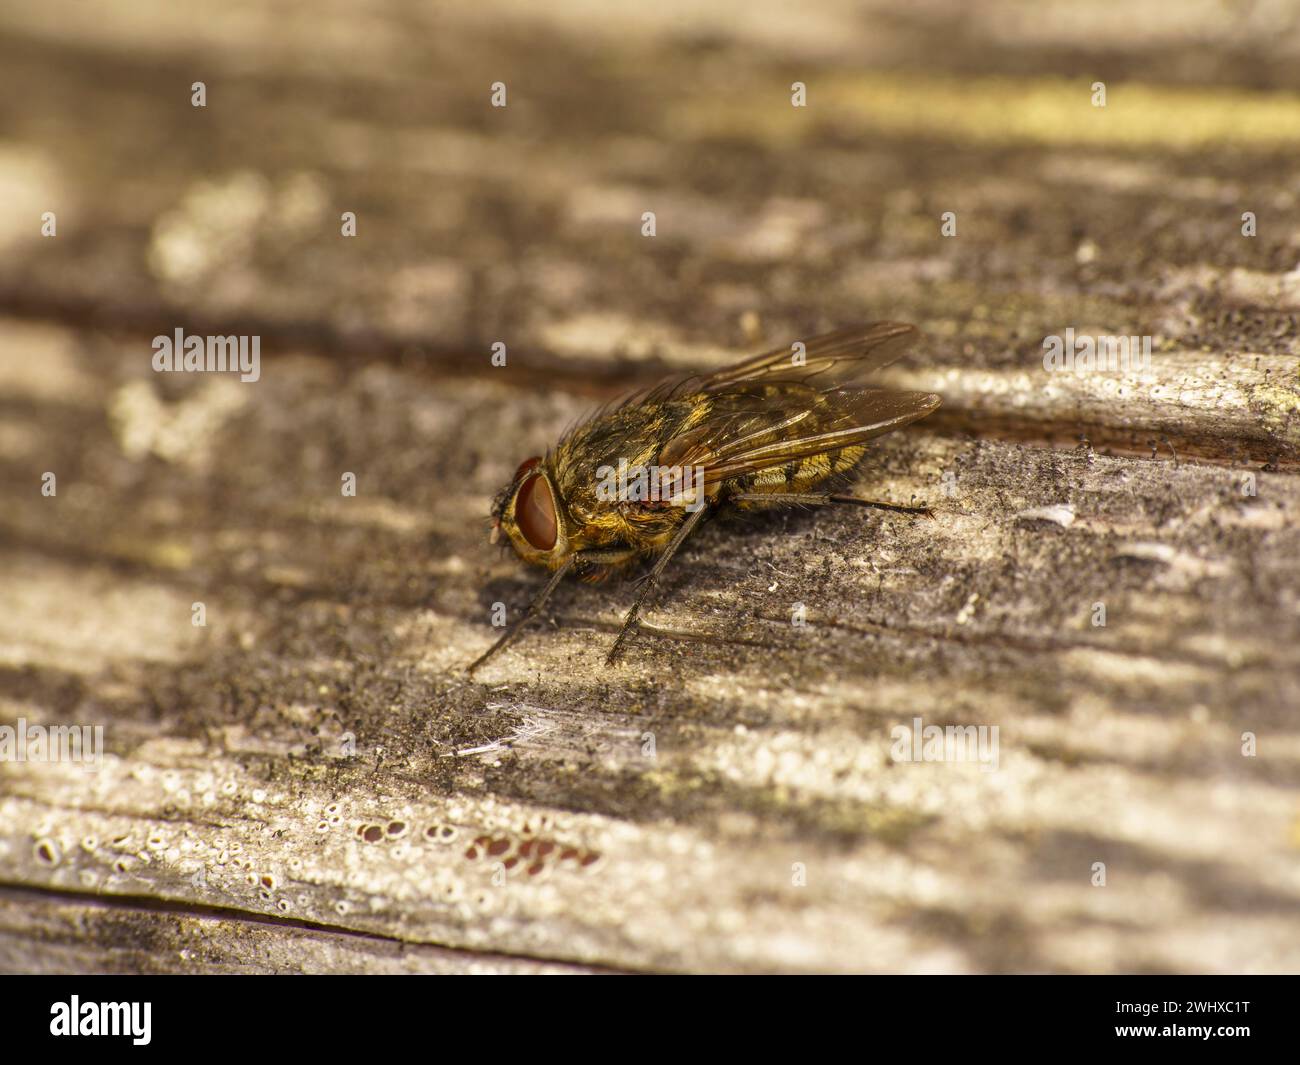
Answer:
[491,456,573,568]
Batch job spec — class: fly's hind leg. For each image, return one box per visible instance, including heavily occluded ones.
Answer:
[605,504,711,666]
[826,493,933,518]
[730,491,933,518]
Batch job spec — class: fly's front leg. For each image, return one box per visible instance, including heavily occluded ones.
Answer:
[730,491,933,518]
[466,547,643,674]
[466,556,575,675]
[605,504,711,666]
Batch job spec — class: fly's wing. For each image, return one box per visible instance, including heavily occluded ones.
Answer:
[658,385,940,492]
[643,322,919,405]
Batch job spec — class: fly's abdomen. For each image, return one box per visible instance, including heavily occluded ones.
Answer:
[727,443,867,505]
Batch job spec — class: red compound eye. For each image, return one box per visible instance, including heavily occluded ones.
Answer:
[515,467,557,550]
[514,456,541,481]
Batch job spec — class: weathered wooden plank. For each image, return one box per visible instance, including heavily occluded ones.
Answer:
[0,887,609,974]
[2,316,1298,973]
[2,0,1299,974]
[1,2,1297,449]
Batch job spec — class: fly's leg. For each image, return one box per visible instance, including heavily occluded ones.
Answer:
[466,555,576,674]
[466,547,644,674]
[730,491,933,518]
[578,547,645,569]
[605,504,711,666]
[576,546,645,584]
[827,494,933,517]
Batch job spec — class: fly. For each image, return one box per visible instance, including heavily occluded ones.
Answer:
[468,322,941,672]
